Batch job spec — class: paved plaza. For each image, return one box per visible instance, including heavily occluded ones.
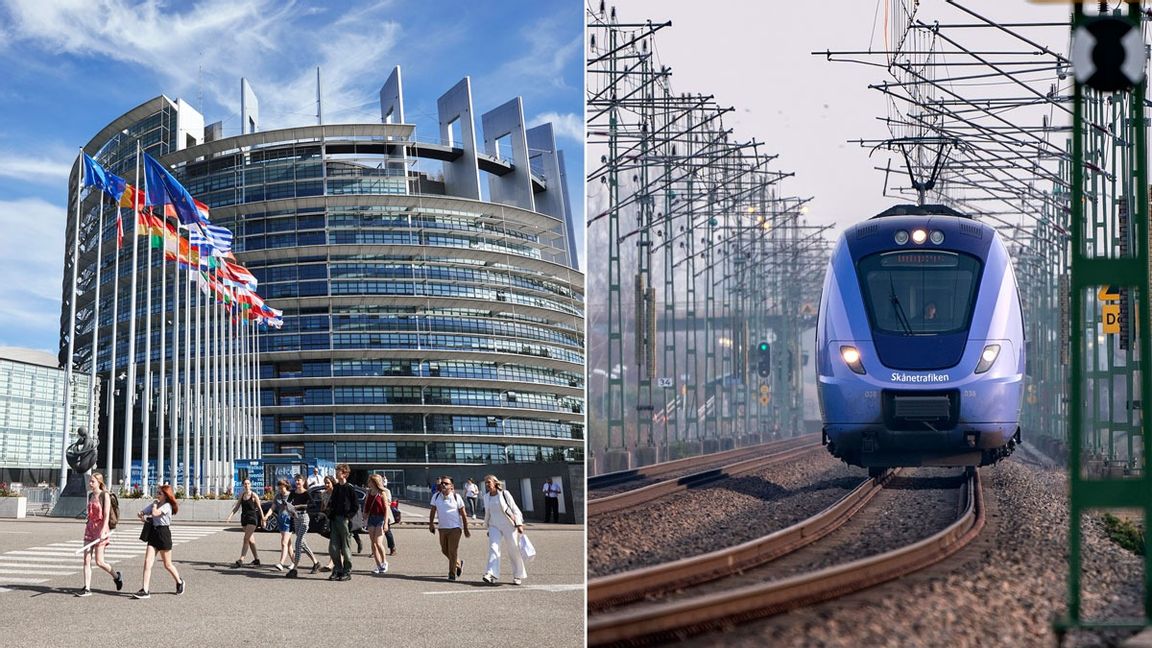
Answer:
[0,509,585,648]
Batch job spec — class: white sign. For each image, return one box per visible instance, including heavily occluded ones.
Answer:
[657,377,674,388]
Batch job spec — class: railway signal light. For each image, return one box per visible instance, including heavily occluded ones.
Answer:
[756,341,771,377]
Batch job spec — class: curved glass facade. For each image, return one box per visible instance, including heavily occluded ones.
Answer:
[65,89,583,487]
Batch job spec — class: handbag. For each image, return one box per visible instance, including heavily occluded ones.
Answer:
[518,532,536,562]
[139,519,153,543]
[500,490,519,527]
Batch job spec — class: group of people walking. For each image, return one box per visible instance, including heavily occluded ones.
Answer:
[225,464,396,580]
[427,473,529,585]
[77,471,183,599]
[77,464,535,596]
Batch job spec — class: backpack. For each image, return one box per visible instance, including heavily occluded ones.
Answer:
[104,492,120,530]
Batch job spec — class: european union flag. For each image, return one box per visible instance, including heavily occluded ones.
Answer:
[81,153,126,202]
[142,153,207,227]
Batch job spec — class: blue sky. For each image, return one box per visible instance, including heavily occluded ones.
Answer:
[0,0,584,354]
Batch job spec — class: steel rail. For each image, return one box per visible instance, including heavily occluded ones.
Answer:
[588,434,817,491]
[588,471,984,646]
[588,471,893,610]
[588,439,823,517]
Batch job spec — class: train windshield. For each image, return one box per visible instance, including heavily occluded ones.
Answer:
[857,250,982,335]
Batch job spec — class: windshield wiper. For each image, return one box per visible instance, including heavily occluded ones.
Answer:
[889,275,913,335]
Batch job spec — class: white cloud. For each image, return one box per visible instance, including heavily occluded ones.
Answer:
[529,112,582,143]
[0,149,73,185]
[2,0,403,132]
[0,197,66,348]
[477,13,582,108]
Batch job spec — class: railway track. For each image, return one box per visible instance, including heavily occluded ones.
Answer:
[588,434,819,495]
[589,471,891,610]
[588,436,823,517]
[587,468,984,646]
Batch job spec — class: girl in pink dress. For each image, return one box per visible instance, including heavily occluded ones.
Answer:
[77,472,123,596]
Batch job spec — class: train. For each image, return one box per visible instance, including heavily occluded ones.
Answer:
[815,204,1025,475]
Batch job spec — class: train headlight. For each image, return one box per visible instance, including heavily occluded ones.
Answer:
[894,230,909,245]
[930,230,945,245]
[974,344,1001,374]
[840,345,866,375]
[911,229,928,244]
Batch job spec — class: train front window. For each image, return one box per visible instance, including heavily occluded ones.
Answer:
[857,250,982,335]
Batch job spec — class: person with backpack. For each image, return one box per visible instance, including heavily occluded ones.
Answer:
[480,474,527,585]
[133,484,184,599]
[76,471,124,597]
[428,475,470,581]
[382,475,399,556]
[224,478,264,568]
[326,463,358,581]
[363,474,392,574]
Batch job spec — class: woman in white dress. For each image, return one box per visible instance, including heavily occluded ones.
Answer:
[480,474,526,585]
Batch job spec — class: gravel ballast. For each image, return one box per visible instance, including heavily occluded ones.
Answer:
[679,458,1147,647]
[589,451,866,578]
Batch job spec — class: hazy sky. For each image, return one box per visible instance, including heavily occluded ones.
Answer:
[0,0,583,353]
[596,0,1072,232]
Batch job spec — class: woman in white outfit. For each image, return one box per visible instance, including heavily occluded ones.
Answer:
[480,474,526,585]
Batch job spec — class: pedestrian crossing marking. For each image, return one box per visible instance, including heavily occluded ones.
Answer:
[425,583,583,595]
[0,577,48,585]
[0,526,223,592]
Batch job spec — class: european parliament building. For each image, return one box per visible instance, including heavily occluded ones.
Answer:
[63,67,584,504]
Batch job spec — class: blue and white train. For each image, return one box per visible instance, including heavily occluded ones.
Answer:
[815,204,1025,475]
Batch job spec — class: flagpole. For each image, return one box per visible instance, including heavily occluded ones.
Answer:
[169,230,181,493]
[140,213,154,496]
[234,313,243,462]
[239,312,248,460]
[157,224,167,488]
[204,277,213,495]
[182,246,191,497]
[255,322,262,457]
[60,149,83,489]
[229,308,238,484]
[122,143,141,494]
[211,267,222,494]
[225,300,234,492]
[194,268,203,496]
[242,316,250,459]
[232,311,240,475]
[205,268,214,495]
[105,194,122,483]
[248,315,255,456]
[86,183,106,439]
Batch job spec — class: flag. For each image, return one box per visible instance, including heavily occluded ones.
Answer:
[219,259,257,291]
[81,153,126,202]
[189,221,233,255]
[137,209,164,240]
[161,220,179,256]
[163,225,198,267]
[142,153,207,227]
[119,183,145,208]
[164,198,210,223]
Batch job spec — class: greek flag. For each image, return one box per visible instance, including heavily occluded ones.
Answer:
[189,221,233,255]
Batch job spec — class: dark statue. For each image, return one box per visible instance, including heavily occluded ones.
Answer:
[66,426,98,473]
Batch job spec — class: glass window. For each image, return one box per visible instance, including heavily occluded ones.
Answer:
[857,250,982,335]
